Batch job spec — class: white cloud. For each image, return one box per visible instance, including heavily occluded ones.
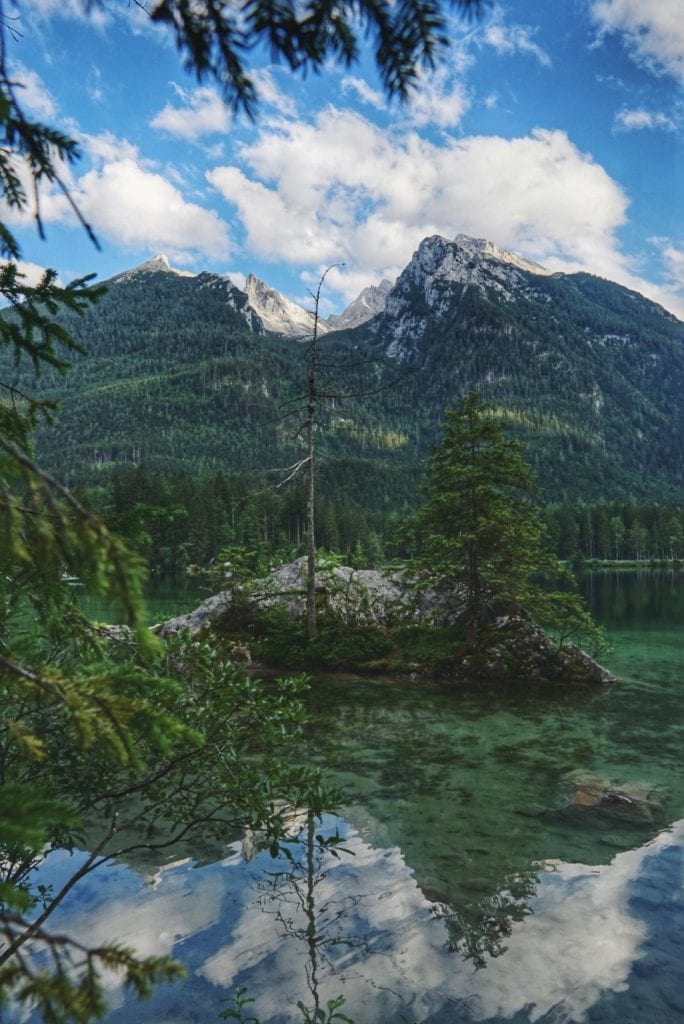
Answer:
[28,0,109,27]
[151,85,231,142]
[649,238,684,312]
[341,76,387,111]
[87,65,105,104]
[251,69,298,117]
[7,133,231,263]
[71,156,230,260]
[81,131,142,164]
[9,63,58,120]
[207,108,635,302]
[0,258,57,288]
[661,243,684,287]
[224,270,247,291]
[614,107,676,131]
[482,12,552,66]
[404,68,471,128]
[591,0,684,82]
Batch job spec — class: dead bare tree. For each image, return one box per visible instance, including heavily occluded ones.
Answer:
[303,267,338,638]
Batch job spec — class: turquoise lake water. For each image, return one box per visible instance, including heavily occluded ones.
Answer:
[20,571,684,1023]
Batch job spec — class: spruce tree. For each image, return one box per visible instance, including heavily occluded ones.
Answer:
[407,393,600,651]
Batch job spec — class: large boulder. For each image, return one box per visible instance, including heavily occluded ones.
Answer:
[157,590,233,637]
[456,612,616,684]
[158,558,424,635]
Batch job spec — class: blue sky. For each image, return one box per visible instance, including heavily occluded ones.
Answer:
[5,0,683,316]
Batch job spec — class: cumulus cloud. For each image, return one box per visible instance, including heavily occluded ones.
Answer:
[2,132,231,264]
[151,85,231,142]
[207,107,634,301]
[614,107,676,131]
[591,0,684,82]
[482,11,552,66]
[70,155,230,260]
[0,258,58,288]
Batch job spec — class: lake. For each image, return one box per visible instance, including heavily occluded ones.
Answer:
[21,571,684,1023]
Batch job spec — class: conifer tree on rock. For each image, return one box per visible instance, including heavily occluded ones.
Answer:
[406,393,601,652]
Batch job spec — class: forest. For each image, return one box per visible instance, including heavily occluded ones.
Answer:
[83,463,684,578]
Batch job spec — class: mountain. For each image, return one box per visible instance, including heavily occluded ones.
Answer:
[243,273,326,338]
[361,233,683,498]
[244,272,391,336]
[109,253,198,284]
[112,259,388,339]
[2,235,682,504]
[327,280,393,331]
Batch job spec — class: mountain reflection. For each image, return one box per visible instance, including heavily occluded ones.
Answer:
[198,817,683,1024]
[15,815,683,1023]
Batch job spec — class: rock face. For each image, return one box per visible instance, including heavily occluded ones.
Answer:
[382,233,552,358]
[158,591,233,637]
[326,280,393,331]
[244,274,328,338]
[244,276,392,336]
[159,559,615,685]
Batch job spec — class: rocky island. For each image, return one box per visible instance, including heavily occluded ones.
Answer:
[159,558,615,685]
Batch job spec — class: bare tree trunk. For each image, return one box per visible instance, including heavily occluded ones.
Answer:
[304,271,330,639]
[306,371,317,638]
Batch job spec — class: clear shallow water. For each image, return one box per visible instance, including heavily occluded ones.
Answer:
[77,574,207,625]
[21,572,684,1023]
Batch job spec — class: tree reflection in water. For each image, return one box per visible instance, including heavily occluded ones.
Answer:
[433,868,539,970]
[231,805,545,1024]
[250,811,365,1021]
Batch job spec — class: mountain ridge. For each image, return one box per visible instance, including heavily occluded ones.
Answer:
[4,232,682,503]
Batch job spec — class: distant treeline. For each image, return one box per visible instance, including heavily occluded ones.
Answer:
[543,501,684,562]
[83,464,392,575]
[83,465,683,577]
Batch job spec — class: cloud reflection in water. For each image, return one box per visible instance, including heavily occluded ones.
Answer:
[19,818,684,1024]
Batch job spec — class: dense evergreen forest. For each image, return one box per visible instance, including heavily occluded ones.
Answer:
[3,250,683,508]
[84,464,684,576]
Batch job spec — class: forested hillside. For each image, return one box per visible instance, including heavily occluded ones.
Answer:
[3,236,683,517]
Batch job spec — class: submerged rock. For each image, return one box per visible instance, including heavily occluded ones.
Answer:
[560,773,666,824]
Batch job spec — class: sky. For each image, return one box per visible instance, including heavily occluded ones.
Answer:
[4,0,683,317]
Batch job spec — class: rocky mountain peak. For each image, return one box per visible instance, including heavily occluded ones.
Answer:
[327,279,393,331]
[244,274,330,339]
[109,253,197,284]
[383,233,553,357]
[451,234,551,277]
